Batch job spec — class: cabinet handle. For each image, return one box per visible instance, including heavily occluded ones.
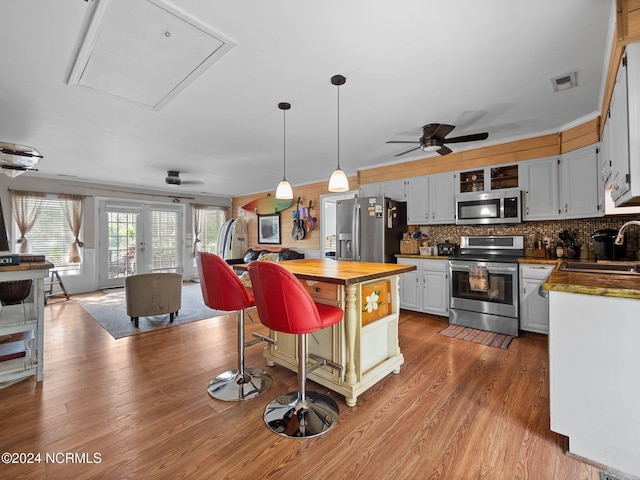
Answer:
[526,206,529,215]
[432,212,435,219]
[564,204,568,213]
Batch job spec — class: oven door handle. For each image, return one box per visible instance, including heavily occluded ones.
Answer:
[485,266,518,274]
[449,262,517,274]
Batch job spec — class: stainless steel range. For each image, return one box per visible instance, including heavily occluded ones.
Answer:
[448,235,524,336]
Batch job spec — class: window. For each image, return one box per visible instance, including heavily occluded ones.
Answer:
[14,195,82,274]
[195,207,227,255]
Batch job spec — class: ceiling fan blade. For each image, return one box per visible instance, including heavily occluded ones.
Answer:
[437,145,453,156]
[423,123,455,140]
[444,132,489,144]
[386,140,419,144]
[393,146,422,157]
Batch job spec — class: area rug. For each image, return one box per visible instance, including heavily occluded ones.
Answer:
[438,325,514,349]
[76,283,228,339]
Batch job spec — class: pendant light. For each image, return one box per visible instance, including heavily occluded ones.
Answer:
[275,102,294,200]
[328,74,349,192]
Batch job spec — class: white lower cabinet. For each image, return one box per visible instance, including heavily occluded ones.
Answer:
[398,258,449,316]
[519,263,554,334]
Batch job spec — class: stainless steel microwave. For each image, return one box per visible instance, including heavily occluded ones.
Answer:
[455,189,522,225]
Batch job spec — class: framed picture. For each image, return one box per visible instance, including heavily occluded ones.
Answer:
[258,214,281,245]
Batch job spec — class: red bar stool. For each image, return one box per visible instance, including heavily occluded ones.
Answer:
[248,260,344,438]
[196,252,272,401]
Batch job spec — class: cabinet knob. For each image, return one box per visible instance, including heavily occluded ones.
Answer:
[315,287,321,292]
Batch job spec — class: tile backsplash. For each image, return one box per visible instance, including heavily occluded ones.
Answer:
[414,215,640,259]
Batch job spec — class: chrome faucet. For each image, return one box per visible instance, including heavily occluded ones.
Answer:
[614,220,640,245]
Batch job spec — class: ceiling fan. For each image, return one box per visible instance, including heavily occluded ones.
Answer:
[386,123,488,157]
[0,141,42,177]
[165,170,203,186]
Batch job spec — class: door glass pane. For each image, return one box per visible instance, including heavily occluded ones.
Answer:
[151,209,178,272]
[200,209,226,253]
[107,212,137,279]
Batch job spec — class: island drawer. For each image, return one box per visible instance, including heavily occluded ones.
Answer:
[302,280,339,302]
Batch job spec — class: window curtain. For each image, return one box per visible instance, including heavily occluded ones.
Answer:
[59,194,85,263]
[10,190,45,254]
[192,204,205,258]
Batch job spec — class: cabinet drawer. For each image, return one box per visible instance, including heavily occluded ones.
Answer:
[421,259,448,273]
[303,280,339,302]
[521,264,554,279]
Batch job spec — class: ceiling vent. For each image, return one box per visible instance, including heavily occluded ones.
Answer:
[550,71,578,93]
[67,0,235,110]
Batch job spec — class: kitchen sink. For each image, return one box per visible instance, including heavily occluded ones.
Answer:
[558,261,640,275]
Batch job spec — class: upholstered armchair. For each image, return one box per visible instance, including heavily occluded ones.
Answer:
[124,273,182,328]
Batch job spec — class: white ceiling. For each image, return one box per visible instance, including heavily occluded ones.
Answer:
[0,0,614,198]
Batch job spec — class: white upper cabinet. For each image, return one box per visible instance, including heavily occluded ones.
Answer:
[610,50,631,202]
[600,111,612,185]
[406,173,455,225]
[406,176,428,224]
[359,179,407,202]
[521,146,601,221]
[429,172,456,223]
[559,145,602,219]
[520,156,560,220]
[359,183,381,198]
[610,41,640,206]
[380,179,407,201]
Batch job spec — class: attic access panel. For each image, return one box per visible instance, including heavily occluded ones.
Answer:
[68,0,235,110]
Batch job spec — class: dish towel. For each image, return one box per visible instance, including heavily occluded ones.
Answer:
[469,266,489,292]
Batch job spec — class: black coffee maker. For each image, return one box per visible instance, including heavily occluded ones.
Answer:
[591,229,626,260]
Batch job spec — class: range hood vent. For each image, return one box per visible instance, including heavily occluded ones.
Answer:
[550,71,578,93]
[67,0,235,110]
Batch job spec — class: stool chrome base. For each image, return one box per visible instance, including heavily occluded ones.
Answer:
[207,368,272,401]
[264,391,339,438]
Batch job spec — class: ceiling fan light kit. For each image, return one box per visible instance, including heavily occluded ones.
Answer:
[165,170,182,185]
[328,74,350,193]
[386,123,488,157]
[275,102,293,200]
[0,142,42,178]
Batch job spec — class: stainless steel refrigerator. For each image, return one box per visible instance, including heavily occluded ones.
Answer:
[335,196,407,263]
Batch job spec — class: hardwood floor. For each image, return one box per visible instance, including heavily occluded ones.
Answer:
[0,297,602,479]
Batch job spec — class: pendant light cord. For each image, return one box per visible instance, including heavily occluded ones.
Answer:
[283,107,287,179]
[336,84,340,170]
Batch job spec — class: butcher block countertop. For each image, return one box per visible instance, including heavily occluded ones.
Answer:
[234,258,416,285]
[395,254,450,260]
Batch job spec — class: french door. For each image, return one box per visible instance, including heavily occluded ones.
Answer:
[98,200,184,288]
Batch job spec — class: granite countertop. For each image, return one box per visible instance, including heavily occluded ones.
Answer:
[542,262,640,299]
[397,253,640,299]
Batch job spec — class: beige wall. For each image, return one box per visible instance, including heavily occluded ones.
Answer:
[231,175,358,254]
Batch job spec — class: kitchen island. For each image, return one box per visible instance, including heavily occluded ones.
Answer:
[0,261,54,385]
[238,258,416,407]
[542,264,640,478]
